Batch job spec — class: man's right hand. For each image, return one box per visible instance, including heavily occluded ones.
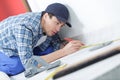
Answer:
[62,40,84,56]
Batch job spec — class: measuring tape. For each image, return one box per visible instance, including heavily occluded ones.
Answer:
[80,38,120,49]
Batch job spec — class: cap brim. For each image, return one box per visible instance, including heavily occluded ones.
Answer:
[66,22,72,27]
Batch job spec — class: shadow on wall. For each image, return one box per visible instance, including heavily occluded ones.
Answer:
[59,4,85,41]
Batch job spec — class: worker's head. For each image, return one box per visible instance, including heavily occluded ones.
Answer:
[41,3,71,36]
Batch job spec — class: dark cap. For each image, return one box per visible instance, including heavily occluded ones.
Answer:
[45,3,71,27]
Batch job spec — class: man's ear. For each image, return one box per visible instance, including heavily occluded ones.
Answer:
[43,13,49,19]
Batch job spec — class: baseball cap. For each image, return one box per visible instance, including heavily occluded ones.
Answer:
[45,3,71,27]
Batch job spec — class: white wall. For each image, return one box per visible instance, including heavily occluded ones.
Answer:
[27,0,120,43]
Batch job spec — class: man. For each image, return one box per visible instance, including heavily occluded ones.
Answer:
[0,3,84,77]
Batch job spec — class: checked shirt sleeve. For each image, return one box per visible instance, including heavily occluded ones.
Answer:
[14,24,42,77]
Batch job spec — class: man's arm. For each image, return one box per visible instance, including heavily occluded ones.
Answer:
[41,40,84,63]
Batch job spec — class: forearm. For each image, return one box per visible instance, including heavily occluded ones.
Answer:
[40,40,85,66]
[41,40,85,63]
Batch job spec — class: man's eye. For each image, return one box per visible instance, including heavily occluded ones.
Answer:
[55,22,59,25]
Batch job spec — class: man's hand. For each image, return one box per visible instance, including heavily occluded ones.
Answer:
[62,39,84,56]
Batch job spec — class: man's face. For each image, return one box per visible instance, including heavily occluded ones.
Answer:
[42,13,65,36]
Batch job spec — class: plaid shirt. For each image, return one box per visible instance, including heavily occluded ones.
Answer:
[0,12,61,77]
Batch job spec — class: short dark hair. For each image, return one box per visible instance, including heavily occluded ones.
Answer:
[41,11,54,19]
